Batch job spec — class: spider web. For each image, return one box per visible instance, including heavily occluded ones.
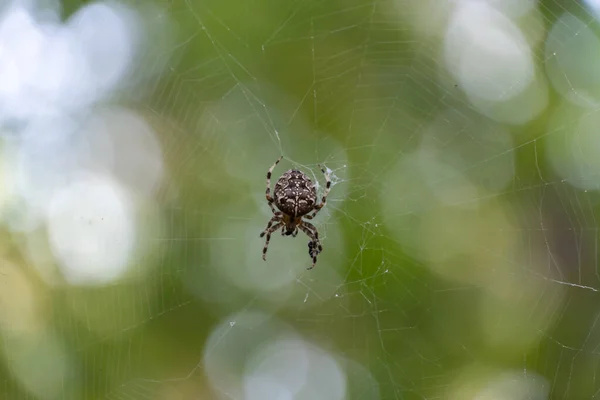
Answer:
[2,0,600,399]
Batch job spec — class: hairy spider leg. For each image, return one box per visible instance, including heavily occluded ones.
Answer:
[298,224,321,269]
[305,164,331,219]
[261,221,284,261]
[265,156,283,214]
[303,229,322,268]
[260,215,282,238]
[302,221,323,255]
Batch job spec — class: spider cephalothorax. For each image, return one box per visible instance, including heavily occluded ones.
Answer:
[259,156,331,269]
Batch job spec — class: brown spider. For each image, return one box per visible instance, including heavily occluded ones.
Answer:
[260,156,331,269]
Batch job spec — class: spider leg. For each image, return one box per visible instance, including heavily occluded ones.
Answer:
[298,222,321,269]
[268,202,278,214]
[302,221,322,255]
[265,156,282,214]
[270,211,283,220]
[262,221,283,261]
[306,164,331,219]
[260,215,282,238]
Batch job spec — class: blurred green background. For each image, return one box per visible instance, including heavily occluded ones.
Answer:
[1,0,600,399]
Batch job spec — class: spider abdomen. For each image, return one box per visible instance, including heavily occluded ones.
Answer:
[274,169,316,217]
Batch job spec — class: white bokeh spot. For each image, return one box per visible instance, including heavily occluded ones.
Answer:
[0,0,139,122]
[46,174,135,285]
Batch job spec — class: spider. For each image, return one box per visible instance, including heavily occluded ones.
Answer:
[259,156,331,270]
